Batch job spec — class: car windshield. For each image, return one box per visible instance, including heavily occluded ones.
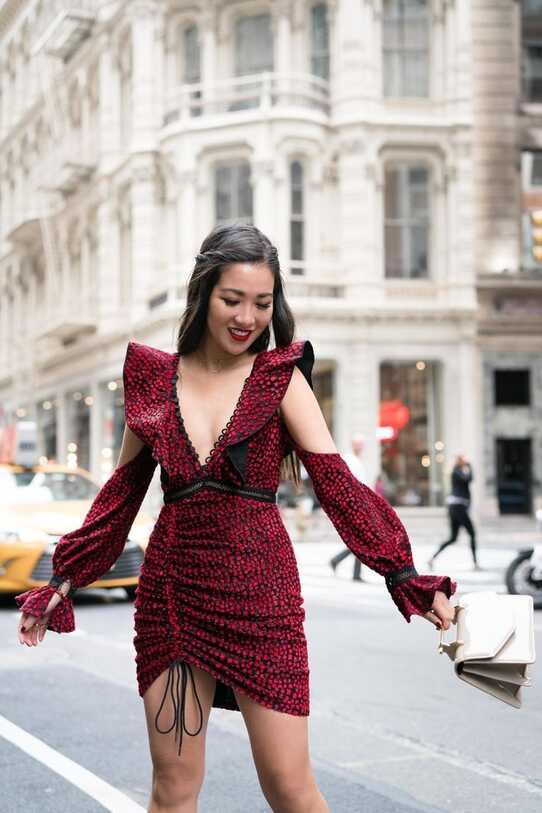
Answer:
[0,469,100,504]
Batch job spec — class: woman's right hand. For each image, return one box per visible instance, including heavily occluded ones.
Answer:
[17,586,67,646]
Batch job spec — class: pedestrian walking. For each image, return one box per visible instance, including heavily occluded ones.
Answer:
[16,224,456,813]
[428,453,481,571]
[329,433,368,580]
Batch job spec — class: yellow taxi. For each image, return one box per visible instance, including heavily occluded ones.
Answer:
[0,459,154,601]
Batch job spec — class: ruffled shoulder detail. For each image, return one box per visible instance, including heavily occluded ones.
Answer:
[226,339,314,450]
[223,339,314,481]
[123,340,173,449]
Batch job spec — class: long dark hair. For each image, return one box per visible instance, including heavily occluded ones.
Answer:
[175,223,302,488]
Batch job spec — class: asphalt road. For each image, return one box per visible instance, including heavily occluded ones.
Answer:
[1,535,541,813]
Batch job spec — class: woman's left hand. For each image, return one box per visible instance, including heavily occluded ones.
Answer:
[423,590,456,630]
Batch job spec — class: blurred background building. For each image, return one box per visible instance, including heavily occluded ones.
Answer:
[0,0,540,518]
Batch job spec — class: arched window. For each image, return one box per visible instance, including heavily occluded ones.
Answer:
[384,162,430,278]
[181,24,201,116]
[214,160,253,225]
[183,24,200,83]
[310,3,329,80]
[382,0,429,98]
[235,14,273,76]
[289,160,305,275]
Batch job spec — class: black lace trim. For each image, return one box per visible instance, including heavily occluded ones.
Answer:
[170,354,256,474]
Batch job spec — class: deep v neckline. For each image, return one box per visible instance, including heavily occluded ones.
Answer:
[171,350,262,475]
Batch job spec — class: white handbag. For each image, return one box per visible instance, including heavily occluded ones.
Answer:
[438,591,536,708]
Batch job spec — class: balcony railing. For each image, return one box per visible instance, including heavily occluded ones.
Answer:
[32,1,96,60]
[164,72,330,125]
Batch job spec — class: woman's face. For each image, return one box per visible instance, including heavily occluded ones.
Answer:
[206,261,274,354]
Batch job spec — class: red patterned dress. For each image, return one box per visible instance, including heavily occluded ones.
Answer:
[16,339,456,756]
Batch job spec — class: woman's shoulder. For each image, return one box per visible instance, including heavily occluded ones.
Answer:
[257,338,314,389]
[125,339,174,367]
[123,339,174,396]
[258,338,314,368]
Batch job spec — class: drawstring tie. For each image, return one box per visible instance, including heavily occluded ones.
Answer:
[154,658,204,756]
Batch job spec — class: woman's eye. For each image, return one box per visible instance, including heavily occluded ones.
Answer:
[222,299,271,310]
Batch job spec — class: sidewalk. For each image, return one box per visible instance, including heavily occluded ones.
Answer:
[281,505,541,549]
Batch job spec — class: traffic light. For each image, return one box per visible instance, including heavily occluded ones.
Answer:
[530,209,542,263]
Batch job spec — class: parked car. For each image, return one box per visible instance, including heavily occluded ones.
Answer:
[0,461,154,601]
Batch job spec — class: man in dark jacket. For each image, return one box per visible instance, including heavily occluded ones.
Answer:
[428,454,481,571]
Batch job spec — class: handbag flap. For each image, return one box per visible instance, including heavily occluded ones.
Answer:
[455,592,536,665]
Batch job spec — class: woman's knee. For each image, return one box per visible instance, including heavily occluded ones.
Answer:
[151,761,204,807]
[261,767,318,810]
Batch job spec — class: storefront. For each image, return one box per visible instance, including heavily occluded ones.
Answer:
[379,360,445,508]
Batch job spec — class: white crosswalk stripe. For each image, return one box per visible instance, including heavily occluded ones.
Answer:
[293,542,515,612]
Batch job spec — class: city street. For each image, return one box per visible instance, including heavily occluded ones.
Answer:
[1,517,541,813]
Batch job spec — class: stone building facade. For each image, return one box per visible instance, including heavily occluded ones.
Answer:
[473,0,542,517]
[1,0,536,518]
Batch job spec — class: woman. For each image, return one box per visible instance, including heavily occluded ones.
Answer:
[16,224,457,813]
[428,453,480,571]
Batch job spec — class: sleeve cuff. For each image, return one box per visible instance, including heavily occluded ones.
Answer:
[15,585,76,633]
[388,574,457,623]
[48,574,77,598]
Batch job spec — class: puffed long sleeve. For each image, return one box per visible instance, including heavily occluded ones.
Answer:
[292,440,457,622]
[15,444,157,633]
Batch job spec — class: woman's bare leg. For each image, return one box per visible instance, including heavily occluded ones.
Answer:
[233,689,330,813]
[143,661,216,813]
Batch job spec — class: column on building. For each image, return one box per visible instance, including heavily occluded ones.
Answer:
[159,154,181,294]
[252,159,276,238]
[98,35,121,174]
[96,179,120,330]
[178,169,197,285]
[349,337,378,485]
[89,379,102,478]
[200,4,217,114]
[306,161,324,277]
[338,137,375,296]
[56,390,68,465]
[130,161,159,318]
[272,0,292,105]
[130,2,161,153]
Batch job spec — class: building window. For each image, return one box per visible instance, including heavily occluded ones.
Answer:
[181,23,202,116]
[522,1,542,102]
[384,162,430,278]
[235,13,273,75]
[382,0,430,98]
[183,24,200,82]
[290,160,305,275]
[379,360,444,507]
[494,369,531,407]
[311,3,330,80]
[215,161,253,225]
[232,13,273,111]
